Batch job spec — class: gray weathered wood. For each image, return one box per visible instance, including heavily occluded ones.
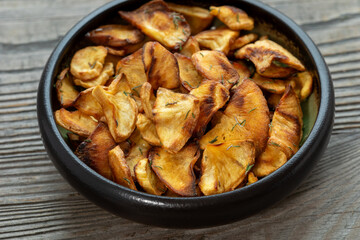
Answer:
[1,0,360,239]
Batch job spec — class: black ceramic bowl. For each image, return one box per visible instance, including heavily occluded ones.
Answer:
[37,0,334,228]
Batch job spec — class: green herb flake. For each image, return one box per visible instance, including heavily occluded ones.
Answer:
[184,110,191,120]
[236,13,240,23]
[226,145,240,151]
[199,52,204,57]
[209,65,213,70]
[123,91,132,96]
[248,107,257,113]
[273,60,290,68]
[138,147,143,155]
[84,139,92,143]
[270,142,280,147]
[209,136,218,144]
[165,101,178,106]
[182,28,187,35]
[126,139,132,145]
[148,159,152,168]
[192,112,196,119]
[245,164,254,175]
[184,80,199,89]
[288,146,293,152]
[155,153,160,157]
[177,37,186,42]
[88,61,97,69]
[153,165,163,170]
[115,120,118,127]
[123,177,131,185]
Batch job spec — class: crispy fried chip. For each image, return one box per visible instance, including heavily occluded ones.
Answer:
[86,24,144,47]
[231,61,251,88]
[209,5,254,31]
[55,108,98,137]
[75,122,116,179]
[143,41,180,90]
[108,145,137,190]
[267,93,282,109]
[55,68,79,107]
[72,87,103,120]
[175,53,203,91]
[153,88,200,153]
[74,62,114,89]
[192,50,239,90]
[235,40,305,78]
[251,72,295,94]
[199,112,250,149]
[180,36,200,58]
[115,48,147,95]
[92,85,137,143]
[149,143,200,196]
[70,46,107,80]
[194,28,239,55]
[288,71,313,101]
[105,46,126,57]
[167,2,214,35]
[119,0,190,49]
[136,113,161,146]
[230,33,258,51]
[224,78,270,155]
[253,86,303,177]
[140,82,156,120]
[190,82,229,138]
[199,140,255,195]
[246,172,258,185]
[134,158,167,195]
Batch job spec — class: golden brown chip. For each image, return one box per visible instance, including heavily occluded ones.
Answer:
[70,46,107,80]
[253,86,303,177]
[246,172,258,185]
[190,82,229,138]
[140,82,156,120]
[267,93,282,109]
[194,28,239,55]
[230,33,258,51]
[231,61,251,88]
[92,85,137,143]
[143,41,180,90]
[105,46,126,57]
[72,87,103,120]
[136,113,161,146]
[199,112,250,149]
[134,158,167,195]
[251,72,296,94]
[209,5,254,31]
[55,68,79,107]
[192,50,239,90]
[55,108,98,137]
[75,122,116,179]
[180,36,200,58]
[74,62,114,89]
[224,78,270,155]
[104,53,123,68]
[199,140,255,195]
[119,0,190,50]
[115,48,147,95]
[235,40,305,78]
[174,53,203,91]
[86,24,144,47]
[288,71,313,101]
[108,145,137,190]
[153,88,200,153]
[149,143,200,196]
[167,2,214,35]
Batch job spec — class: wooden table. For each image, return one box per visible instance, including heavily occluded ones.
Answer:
[1,0,360,238]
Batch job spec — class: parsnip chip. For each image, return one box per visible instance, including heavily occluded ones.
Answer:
[86,24,144,47]
[126,129,151,178]
[199,140,255,195]
[104,53,123,68]
[167,2,214,35]
[267,93,282,109]
[108,145,137,190]
[253,86,303,177]
[251,72,295,94]
[194,28,239,55]
[192,50,239,90]
[209,6,254,31]
[174,53,203,91]
[105,46,126,57]
[190,82,229,138]
[73,88,103,120]
[199,112,250,149]
[119,0,190,49]
[140,82,156,120]
[55,108,98,137]
[92,85,137,143]
[288,71,313,101]
[134,158,167,195]
[115,48,147,95]
[247,172,258,185]
[55,68,79,107]
[153,88,200,153]
[230,33,258,51]
[224,78,270,155]
[149,143,200,196]
[231,61,251,88]
[143,41,180,90]
[74,62,114,89]
[180,36,200,58]
[235,40,305,78]
[136,113,161,146]
[70,46,107,80]
[75,122,116,179]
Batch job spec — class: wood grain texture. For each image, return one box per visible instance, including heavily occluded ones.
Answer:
[0,0,359,239]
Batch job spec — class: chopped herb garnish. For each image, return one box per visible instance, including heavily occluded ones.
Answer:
[126,139,132,145]
[199,52,204,57]
[209,136,218,144]
[131,85,142,97]
[148,159,152,168]
[269,122,273,130]
[184,110,191,120]
[226,145,240,151]
[221,74,224,84]
[288,146,293,151]
[192,112,195,119]
[177,37,186,42]
[267,88,276,92]
[179,44,183,51]
[153,165,163,170]
[115,120,118,127]
[270,142,280,147]
[123,177,131,185]
[88,61,97,69]
[182,28,187,35]
[273,60,289,68]
[231,117,245,131]
[170,12,183,30]
[218,180,221,188]
[209,65,213,70]
[184,80,199,89]
[165,101,178,106]
[236,13,240,22]
[245,164,254,175]
[138,147,143,155]
[123,91,132,96]
[248,107,257,113]
[158,187,166,192]
[84,139,92,143]
[155,153,160,157]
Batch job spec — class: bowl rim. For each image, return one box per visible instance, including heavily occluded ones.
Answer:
[37,0,334,212]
